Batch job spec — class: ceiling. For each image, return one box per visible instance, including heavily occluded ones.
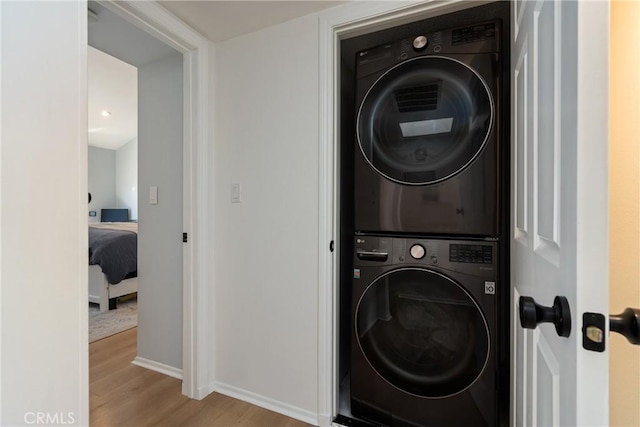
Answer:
[159,1,346,42]
[87,1,179,151]
[89,1,179,67]
[87,1,346,150]
[88,46,137,150]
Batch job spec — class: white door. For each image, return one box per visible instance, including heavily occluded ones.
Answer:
[511,1,609,426]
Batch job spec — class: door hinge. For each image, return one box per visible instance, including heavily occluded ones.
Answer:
[183,232,188,243]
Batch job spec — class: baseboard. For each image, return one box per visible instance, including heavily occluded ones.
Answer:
[212,381,318,425]
[132,356,183,380]
[318,413,333,426]
[197,382,216,400]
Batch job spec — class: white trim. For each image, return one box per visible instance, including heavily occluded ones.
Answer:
[132,356,183,380]
[574,1,610,425]
[317,0,477,422]
[213,381,317,426]
[319,414,334,427]
[0,1,3,421]
[77,1,90,424]
[316,11,335,427]
[198,381,216,402]
[99,0,211,400]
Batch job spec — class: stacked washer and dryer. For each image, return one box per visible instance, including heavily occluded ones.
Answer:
[343,4,510,427]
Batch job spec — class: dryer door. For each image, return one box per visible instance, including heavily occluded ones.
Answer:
[357,56,494,185]
[355,267,490,398]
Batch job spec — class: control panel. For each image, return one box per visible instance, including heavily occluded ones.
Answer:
[356,20,500,79]
[449,244,493,264]
[452,23,496,45]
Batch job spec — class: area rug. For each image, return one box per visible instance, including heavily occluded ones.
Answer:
[89,298,137,343]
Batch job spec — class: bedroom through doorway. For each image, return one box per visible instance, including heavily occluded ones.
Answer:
[87,44,139,342]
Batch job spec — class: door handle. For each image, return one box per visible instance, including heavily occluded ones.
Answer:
[356,251,389,262]
[610,308,640,345]
[519,296,571,337]
[582,307,640,352]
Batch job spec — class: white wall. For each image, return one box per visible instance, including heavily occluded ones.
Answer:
[610,2,640,425]
[116,138,138,220]
[138,54,183,369]
[88,142,137,222]
[88,145,116,222]
[212,13,319,420]
[1,1,87,425]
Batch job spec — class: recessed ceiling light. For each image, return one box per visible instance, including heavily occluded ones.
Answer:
[101,110,111,117]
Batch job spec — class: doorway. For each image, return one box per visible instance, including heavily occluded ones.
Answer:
[317,1,506,423]
[89,2,201,397]
[88,0,183,370]
[319,1,619,425]
[90,0,211,400]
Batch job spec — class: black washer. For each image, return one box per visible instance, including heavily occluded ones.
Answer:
[352,236,498,426]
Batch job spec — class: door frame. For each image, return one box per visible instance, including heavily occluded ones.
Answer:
[98,0,211,399]
[316,0,493,424]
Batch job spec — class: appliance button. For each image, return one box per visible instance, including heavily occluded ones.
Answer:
[431,256,438,265]
[410,244,426,259]
[413,35,428,51]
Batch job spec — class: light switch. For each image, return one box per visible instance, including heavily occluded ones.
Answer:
[149,186,158,204]
[231,183,242,203]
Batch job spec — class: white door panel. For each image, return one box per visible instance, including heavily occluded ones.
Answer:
[512,1,609,425]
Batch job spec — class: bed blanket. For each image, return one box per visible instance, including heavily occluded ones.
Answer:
[89,226,137,284]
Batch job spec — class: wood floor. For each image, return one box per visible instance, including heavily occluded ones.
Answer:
[90,328,311,427]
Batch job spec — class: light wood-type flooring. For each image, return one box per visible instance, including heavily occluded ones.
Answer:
[90,328,311,427]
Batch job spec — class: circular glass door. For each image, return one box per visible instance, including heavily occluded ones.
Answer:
[355,268,489,398]
[357,56,494,185]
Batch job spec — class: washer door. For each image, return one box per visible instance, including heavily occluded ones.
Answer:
[355,268,490,398]
[357,56,494,185]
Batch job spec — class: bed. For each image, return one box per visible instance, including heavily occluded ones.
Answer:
[89,209,137,312]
